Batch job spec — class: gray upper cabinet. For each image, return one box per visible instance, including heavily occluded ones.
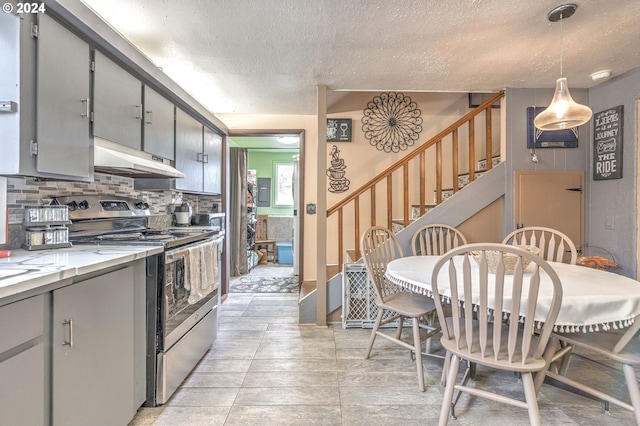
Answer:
[35,14,92,179]
[175,108,204,192]
[175,108,223,194]
[143,85,175,160]
[204,127,223,194]
[93,50,143,150]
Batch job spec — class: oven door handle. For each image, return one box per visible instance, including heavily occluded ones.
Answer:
[166,239,215,260]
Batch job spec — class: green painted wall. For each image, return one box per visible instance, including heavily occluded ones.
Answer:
[248,150,296,215]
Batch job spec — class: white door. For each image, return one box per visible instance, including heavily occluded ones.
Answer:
[515,170,584,250]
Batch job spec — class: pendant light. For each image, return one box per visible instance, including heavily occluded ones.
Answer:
[534,4,592,131]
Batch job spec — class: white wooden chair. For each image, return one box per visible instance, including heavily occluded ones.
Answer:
[360,226,440,392]
[502,226,577,265]
[540,319,640,423]
[431,243,563,425]
[410,224,468,256]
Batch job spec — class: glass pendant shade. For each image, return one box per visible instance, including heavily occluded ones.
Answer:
[534,77,593,131]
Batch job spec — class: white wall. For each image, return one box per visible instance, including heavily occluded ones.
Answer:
[220,92,503,273]
[589,67,640,278]
[505,66,640,279]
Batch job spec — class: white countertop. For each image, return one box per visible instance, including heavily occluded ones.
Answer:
[0,244,163,304]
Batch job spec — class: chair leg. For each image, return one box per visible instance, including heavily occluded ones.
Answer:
[424,312,434,354]
[441,352,451,386]
[365,309,384,359]
[534,336,560,393]
[439,353,459,426]
[395,315,405,340]
[623,363,640,424]
[412,317,425,392]
[522,372,542,426]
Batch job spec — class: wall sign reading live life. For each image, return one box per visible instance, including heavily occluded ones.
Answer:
[593,105,623,180]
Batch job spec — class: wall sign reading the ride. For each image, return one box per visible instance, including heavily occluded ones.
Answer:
[593,105,623,181]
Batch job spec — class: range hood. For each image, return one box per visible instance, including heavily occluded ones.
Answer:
[93,138,184,179]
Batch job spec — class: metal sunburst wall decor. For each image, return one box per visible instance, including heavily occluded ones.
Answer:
[361,92,423,153]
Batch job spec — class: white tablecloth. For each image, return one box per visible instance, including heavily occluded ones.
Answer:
[385,256,640,333]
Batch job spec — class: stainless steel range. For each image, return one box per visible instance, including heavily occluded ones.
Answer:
[52,195,224,406]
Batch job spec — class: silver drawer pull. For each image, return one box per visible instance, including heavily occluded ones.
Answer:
[80,98,90,118]
[62,319,74,348]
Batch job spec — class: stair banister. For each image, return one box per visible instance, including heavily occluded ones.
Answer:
[327,91,504,263]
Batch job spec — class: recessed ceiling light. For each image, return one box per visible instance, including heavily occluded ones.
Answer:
[591,70,612,81]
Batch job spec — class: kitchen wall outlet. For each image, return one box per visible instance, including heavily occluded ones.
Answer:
[605,215,615,230]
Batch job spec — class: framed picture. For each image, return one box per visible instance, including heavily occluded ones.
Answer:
[327,118,352,142]
[526,107,579,148]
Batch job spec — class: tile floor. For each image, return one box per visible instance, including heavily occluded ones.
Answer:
[129,292,639,425]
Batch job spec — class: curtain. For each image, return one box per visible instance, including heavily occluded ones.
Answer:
[230,148,248,276]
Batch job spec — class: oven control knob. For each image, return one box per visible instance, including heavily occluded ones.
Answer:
[78,200,90,210]
[135,201,149,210]
[66,201,78,211]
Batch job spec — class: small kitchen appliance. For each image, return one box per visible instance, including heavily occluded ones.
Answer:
[173,202,192,226]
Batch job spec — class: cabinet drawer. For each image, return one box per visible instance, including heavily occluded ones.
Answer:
[0,294,45,354]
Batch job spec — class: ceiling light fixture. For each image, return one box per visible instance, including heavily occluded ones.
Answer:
[590,70,612,81]
[534,4,592,131]
[277,136,299,145]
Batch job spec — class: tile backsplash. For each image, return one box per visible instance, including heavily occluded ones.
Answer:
[2,173,221,250]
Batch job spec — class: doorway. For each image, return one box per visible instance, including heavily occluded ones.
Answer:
[228,131,304,292]
[514,170,584,251]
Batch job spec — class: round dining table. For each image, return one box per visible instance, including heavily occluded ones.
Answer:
[385,255,640,333]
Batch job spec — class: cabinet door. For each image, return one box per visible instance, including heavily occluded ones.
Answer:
[36,14,91,179]
[203,127,223,194]
[93,51,143,150]
[0,295,47,426]
[52,267,135,426]
[175,108,204,192]
[143,86,175,160]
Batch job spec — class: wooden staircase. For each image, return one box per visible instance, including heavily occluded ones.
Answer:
[299,91,505,324]
[326,91,504,265]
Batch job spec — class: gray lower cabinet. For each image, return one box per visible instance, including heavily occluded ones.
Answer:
[144,85,175,160]
[52,264,143,426]
[0,294,48,426]
[175,108,223,194]
[93,50,143,150]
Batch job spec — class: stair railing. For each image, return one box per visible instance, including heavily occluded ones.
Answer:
[326,91,504,264]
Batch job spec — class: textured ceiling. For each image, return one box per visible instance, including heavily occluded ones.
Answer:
[77,0,640,115]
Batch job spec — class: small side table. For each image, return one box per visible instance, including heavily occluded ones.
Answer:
[255,240,277,263]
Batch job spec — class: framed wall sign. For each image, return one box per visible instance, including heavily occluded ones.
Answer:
[327,118,352,142]
[593,105,623,180]
[527,107,578,148]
